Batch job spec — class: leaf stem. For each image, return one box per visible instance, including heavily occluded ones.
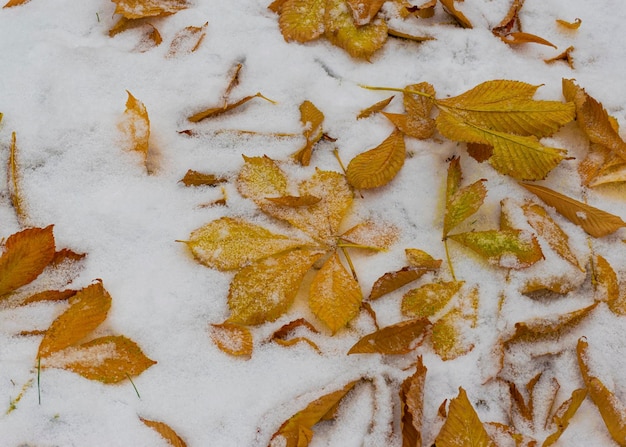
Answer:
[126,373,141,399]
[7,378,34,414]
[340,246,359,282]
[333,148,347,175]
[444,239,457,281]
[359,85,435,100]
[337,242,384,252]
[37,357,41,405]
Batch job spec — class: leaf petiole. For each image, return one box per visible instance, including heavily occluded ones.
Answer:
[359,85,435,100]
[126,373,141,399]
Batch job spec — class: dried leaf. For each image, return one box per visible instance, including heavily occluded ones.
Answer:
[346,0,386,25]
[405,248,442,270]
[556,18,581,30]
[492,0,524,36]
[180,170,227,187]
[266,195,322,207]
[167,22,208,57]
[111,0,188,19]
[593,255,620,306]
[7,132,26,222]
[228,249,323,325]
[383,83,436,139]
[272,318,319,339]
[38,281,112,358]
[237,155,288,200]
[21,289,78,305]
[120,91,150,167]
[357,96,394,119]
[369,267,430,301]
[346,129,406,189]
[269,0,290,13]
[3,0,30,7]
[543,388,587,447]
[186,217,306,271]
[466,143,494,163]
[544,46,575,69]
[405,0,436,19]
[309,253,362,333]
[141,418,187,447]
[274,337,321,352]
[348,318,430,354]
[293,100,325,166]
[443,179,487,236]
[434,388,496,447]
[210,322,253,357]
[400,356,427,447]
[270,381,358,446]
[521,183,626,238]
[188,92,272,122]
[431,287,478,360]
[440,0,472,28]
[279,0,326,43]
[402,281,463,318]
[499,32,556,48]
[387,29,434,42]
[340,220,398,250]
[0,226,56,298]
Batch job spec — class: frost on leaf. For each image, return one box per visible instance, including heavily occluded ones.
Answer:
[309,253,362,333]
[346,129,406,189]
[543,388,587,446]
[383,82,436,140]
[119,91,150,170]
[443,165,487,237]
[401,281,463,318]
[210,322,253,357]
[346,0,387,25]
[440,0,472,28]
[400,356,427,447]
[340,220,398,251]
[405,248,442,270]
[228,249,323,325]
[167,22,208,57]
[278,0,326,43]
[141,418,187,447]
[348,318,430,354]
[111,0,188,19]
[293,100,325,166]
[592,255,620,309]
[431,286,478,360]
[237,155,288,200]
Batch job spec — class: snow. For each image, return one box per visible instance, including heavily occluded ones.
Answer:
[1,0,626,446]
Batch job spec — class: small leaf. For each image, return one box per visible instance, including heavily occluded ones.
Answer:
[405,248,442,270]
[346,129,406,189]
[544,46,575,69]
[188,92,273,122]
[499,32,557,48]
[400,356,427,447]
[369,267,430,301]
[272,318,319,339]
[440,0,473,28]
[543,388,587,447]
[383,82,436,139]
[111,0,188,19]
[402,281,464,318]
[309,253,363,334]
[348,318,430,354]
[210,322,253,357]
[293,100,325,166]
[0,226,56,298]
[167,22,208,57]
[141,418,187,447]
[278,0,326,43]
[443,179,487,236]
[186,217,306,271]
[340,220,398,250]
[228,249,323,325]
[556,18,582,30]
[180,170,227,186]
[434,388,496,447]
[346,0,386,25]
[21,289,78,305]
[120,91,150,167]
[521,183,626,238]
[593,255,620,306]
[38,281,112,358]
[266,195,322,207]
[357,96,394,119]
[431,287,478,360]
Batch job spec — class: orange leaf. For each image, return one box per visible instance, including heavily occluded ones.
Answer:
[21,289,78,305]
[544,46,575,69]
[492,0,523,36]
[391,82,436,140]
[556,18,582,30]
[179,170,227,187]
[500,32,556,48]
[278,0,326,43]
[167,22,208,57]
[3,0,29,6]
[357,96,394,119]
[402,281,463,318]
[369,267,429,301]
[120,91,150,167]
[593,255,620,308]
[543,388,587,446]
[521,183,626,238]
[8,132,26,222]
[293,100,324,166]
[0,226,56,298]
[111,0,188,19]
[346,129,406,189]
[405,0,436,18]
[210,322,253,357]
[38,281,112,358]
[309,253,363,334]
[405,248,442,270]
[274,337,321,353]
[272,318,319,340]
[141,418,187,447]
[440,0,473,28]
[348,318,430,354]
[265,195,322,207]
[188,92,272,122]
[400,356,427,447]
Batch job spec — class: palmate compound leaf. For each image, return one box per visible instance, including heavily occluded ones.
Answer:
[278,0,326,43]
[228,249,324,325]
[141,418,187,447]
[185,217,307,271]
[348,318,430,354]
[521,183,626,238]
[345,129,406,189]
[111,0,188,19]
[270,380,358,447]
[401,281,464,318]
[400,356,427,447]
[434,388,497,447]
[309,253,362,333]
[293,100,325,166]
[210,322,254,357]
[0,226,56,298]
[119,91,150,169]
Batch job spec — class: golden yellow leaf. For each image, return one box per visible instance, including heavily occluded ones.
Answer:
[228,249,323,325]
[402,281,463,318]
[167,22,208,57]
[237,155,288,200]
[293,100,325,166]
[499,32,556,48]
[443,178,487,236]
[111,0,188,19]
[543,388,587,447]
[440,0,473,28]
[120,91,150,166]
[279,0,326,43]
[38,281,112,358]
[435,388,496,447]
[274,337,322,353]
[266,195,322,207]
[269,0,290,13]
[309,253,362,333]
[54,335,156,383]
[0,226,56,298]
[346,0,386,25]
[210,322,253,357]
[348,318,430,354]
[369,267,429,301]
[556,18,582,30]
[405,0,436,19]
[179,169,227,187]
[445,155,463,203]
[21,289,78,305]
[8,132,26,222]
[450,229,535,268]
[188,92,273,122]
[400,356,427,447]
[522,202,582,271]
[222,62,244,104]
[405,248,442,270]
[357,96,394,119]
[340,220,398,250]
[521,183,626,238]
[141,418,187,447]
[186,217,306,271]
[544,46,575,69]
[431,287,478,360]
[346,129,405,189]
[403,82,436,139]
[593,255,620,306]
[270,381,358,446]
[3,0,30,7]
[272,318,319,339]
[324,0,388,60]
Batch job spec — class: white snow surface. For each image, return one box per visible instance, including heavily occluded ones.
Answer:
[1,0,626,446]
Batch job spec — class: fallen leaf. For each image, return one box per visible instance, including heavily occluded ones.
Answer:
[188,92,274,122]
[3,0,30,7]
[278,0,326,42]
[431,287,478,360]
[544,46,575,69]
[543,388,587,446]
[210,322,254,357]
[346,0,387,25]
[266,195,322,207]
[521,183,626,238]
[400,356,427,447]
[492,0,524,36]
[348,318,430,354]
[556,18,582,30]
[346,129,406,189]
[443,178,487,237]
[387,29,434,42]
[402,281,464,318]
[111,0,188,19]
[293,100,325,166]
[272,318,319,339]
[340,220,398,250]
[405,0,436,19]
[21,289,78,305]
[7,132,26,222]
[141,418,187,447]
[237,155,288,199]
[383,82,436,140]
[179,169,227,186]
[368,266,431,301]
[167,22,208,57]
[499,32,556,48]
[405,248,442,270]
[593,255,620,306]
[120,91,150,168]
[357,96,394,119]
[440,0,472,28]
[466,143,494,163]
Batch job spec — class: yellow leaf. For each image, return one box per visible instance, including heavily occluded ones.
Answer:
[340,220,398,250]
[499,32,556,48]
[400,356,427,447]
[167,22,208,57]
[309,253,362,333]
[120,91,150,167]
[405,0,436,19]
[293,100,325,166]
[402,281,463,318]
[270,381,358,446]
[186,217,306,271]
[38,281,112,358]
[440,0,472,28]
[434,388,496,447]
[237,155,288,200]
[443,178,487,236]
[522,202,583,271]
[50,335,156,383]
[543,388,587,447]
[179,169,227,187]
[556,18,582,30]
[445,155,463,203]
[8,132,26,222]
[324,0,388,60]
[593,255,620,306]
[188,92,273,122]
[491,0,523,36]
[544,46,575,69]
[228,249,323,325]
[111,0,188,19]
[521,183,626,238]
[346,0,386,25]
[348,318,430,354]
[141,418,187,447]
[266,195,322,207]
[346,129,405,189]
[405,248,442,270]
[0,226,56,298]
[21,289,78,305]
[402,82,436,139]
[210,322,253,357]
[431,287,478,360]
[357,96,394,119]
[279,0,326,43]
[369,267,429,301]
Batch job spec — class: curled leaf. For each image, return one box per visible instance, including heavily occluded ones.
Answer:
[348,318,430,354]
[346,0,386,25]
[141,418,187,447]
[400,356,427,447]
[499,32,556,48]
[593,255,620,308]
[431,287,478,360]
[188,92,273,122]
[545,46,575,69]
[543,388,587,446]
[440,0,472,28]
[210,322,253,357]
[346,129,405,189]
[556,18,582,30]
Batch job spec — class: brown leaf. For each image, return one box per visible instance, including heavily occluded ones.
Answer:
[544,46,575,69]
[405,0,436,19]
[440,0,473,28]
[400,356,427,447]
[369,267,430,301]
[593,255,620,307]
[357,96,394,119]
[120,91,150,167]
[348,318,430,354]
[38,281,112,358]
[210,322,253,357]
[492,0,524,36]
[402,281,463,318]
[188,92,273,122]
[499,32,556,48]
[180,170,227,187]
[346,0,387,25]
[346,129,406,189]
[141,418,187,447]
[293,100,325,166]
[521,183,626,238]
[466,143,494,163]
[111,0,188,19]
[0,226,56,298]
[556,18,582,30]
[8,132,26,222]
[543,388,587,446]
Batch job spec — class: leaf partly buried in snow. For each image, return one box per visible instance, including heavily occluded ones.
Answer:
[120,91,150,166]
[293,100,325,166]
[440,0,473,28]
[0,225,56,298]
[369,267,430,301]
[180,170,227,187]
[228,249,323,325]
[357,96,394,119]
[340,220,398,251]
[8,132,26,222]
[188,92,273,122]
[431,287,478,360]
[279,0,326,43]
[309,253,362,334]
[400,356,427,447]
[499,32,556,48]
[346,0,386,25]
[167,22,208,57]
[186,217,306,271]
[435,388,496,447]
[210,322,253,357]
[348,318,430,354]
[111,0,188,19]
[237,155,288,200]
[141,418,187,447]
[402,281,463,318]
[443,178,487,237]
[521,183,626,238]
[592,255,620,307]
[543,388,587,447]
[346,129,406,189]
[266,195,322,207]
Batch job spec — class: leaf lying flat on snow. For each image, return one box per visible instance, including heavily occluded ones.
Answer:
[431,287,478,360]
[120,91,150,168]
[279,0,326,43]
[435,388,496,447]
[111,0,188,19]
[180,169,227,187]
[346,129,405,189]
[499,32,556,48]
[167,22,208,57]
[141,418,187,447]
[340,220,398,250]
[383,82,436,140]
[188,92,273,122]
[402,281,463,318]
[210,322,253,357]
[348,318,430,354]
[369,266,431,301]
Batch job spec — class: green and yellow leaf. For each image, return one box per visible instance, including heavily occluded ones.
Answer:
[402,280,464,318]
[443,178,487,236]
[348,318,430,354]
[431,287,478,360]
[346,129,406,189]
[405,248,442,270]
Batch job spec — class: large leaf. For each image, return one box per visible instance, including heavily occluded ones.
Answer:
[348,318,430,354]
[400,356,427,447]
[346,129,406,189]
